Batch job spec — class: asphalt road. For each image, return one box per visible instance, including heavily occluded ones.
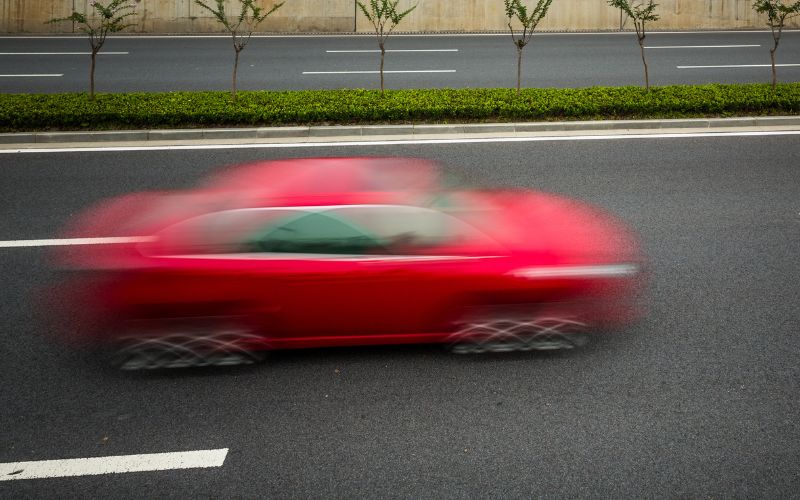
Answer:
[1,132,799,497]
[1,31,799,93]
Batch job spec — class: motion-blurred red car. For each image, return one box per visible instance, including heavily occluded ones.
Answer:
[51,157,645,369]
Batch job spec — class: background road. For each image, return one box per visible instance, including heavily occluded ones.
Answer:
[1,134,799,497]
[1,31,799,93]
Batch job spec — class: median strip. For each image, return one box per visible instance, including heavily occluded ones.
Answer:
[2,84,798,134]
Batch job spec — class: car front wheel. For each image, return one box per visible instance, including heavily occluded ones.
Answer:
[447,314,589,354]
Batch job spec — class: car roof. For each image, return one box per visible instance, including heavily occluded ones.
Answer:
[200,157,443,197]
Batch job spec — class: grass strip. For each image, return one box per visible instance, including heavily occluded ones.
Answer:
[1,83,799,132]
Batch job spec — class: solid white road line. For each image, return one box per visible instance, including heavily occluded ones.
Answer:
[0,52,129,55]
[0,74,63,77]
[678,63,800,69]
[326,49,458,53]
[644,44,760,49]
[303,69,456,74]
[0,236,153,248]
[0,449,228,481]
[2,130,799,155]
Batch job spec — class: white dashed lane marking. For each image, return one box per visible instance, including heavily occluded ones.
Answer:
[678,63,800,69]
[303,69,456,74]
[0,52,129,55]
[326,49,458,53]
[0,237,152,248]
[645,44,760,49]
[0,449,229,481]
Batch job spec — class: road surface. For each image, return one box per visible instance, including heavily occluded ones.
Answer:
[1,31,799,93]
[1,131,798,496]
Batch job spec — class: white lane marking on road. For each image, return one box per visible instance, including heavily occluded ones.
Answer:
[0,449,228,481]
[0,74,63,77]
[644,44,760,49]
[0,236,153,248]
[2,130,800,154]
[303,69,456,74]
[510,264,640,279]
[326,49,458,53]
[0,52,129,55]
[678,63,800,68]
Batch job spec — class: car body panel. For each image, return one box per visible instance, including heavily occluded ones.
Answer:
[46,157,646,356]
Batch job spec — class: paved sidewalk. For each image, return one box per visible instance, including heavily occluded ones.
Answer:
[2,116,799,148]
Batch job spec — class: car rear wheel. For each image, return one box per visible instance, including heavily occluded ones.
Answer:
[108,324,267,370]
[448,315,589,354]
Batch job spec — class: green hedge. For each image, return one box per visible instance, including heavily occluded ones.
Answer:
[1,84,799,132]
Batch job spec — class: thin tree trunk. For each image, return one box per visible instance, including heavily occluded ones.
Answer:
[90,50,97,100]
[770,46,777,90]
[379,42,385,95]
[516,46,523,95]
[639,39,649,90]
[770,24,781,91]
[232,48,240,101]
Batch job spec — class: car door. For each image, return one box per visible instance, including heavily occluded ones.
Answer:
[251,205,506,340]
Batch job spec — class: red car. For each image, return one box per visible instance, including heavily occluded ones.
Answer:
[50,157,646,370]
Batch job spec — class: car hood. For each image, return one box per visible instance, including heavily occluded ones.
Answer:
[473,189,643,266]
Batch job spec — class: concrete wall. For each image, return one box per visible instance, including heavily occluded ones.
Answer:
[3,0,798,33]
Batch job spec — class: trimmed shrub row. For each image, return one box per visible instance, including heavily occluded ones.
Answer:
[1,83,799,132]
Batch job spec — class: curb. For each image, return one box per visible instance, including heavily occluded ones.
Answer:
[1,116,799,145]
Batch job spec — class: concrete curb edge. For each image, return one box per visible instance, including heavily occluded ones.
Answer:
[1,116,799,145]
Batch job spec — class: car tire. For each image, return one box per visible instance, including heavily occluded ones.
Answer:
[447,312,589,354]
[107,322,268,370]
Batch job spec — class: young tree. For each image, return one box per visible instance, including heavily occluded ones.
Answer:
[504,0,553,95]
[194,0,284,101]
[753,0,800,90]
[608,0,659,90]
[356,0,417,95]
[47,0,139,100]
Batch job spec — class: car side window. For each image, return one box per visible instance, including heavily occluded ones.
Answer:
[152,209,292,255]
[153,206,503,257]
[246,210,389,255]
[273,206,501,255]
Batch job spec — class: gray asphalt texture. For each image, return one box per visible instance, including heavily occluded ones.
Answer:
[1,32,799,93]
[1,136,799,497]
